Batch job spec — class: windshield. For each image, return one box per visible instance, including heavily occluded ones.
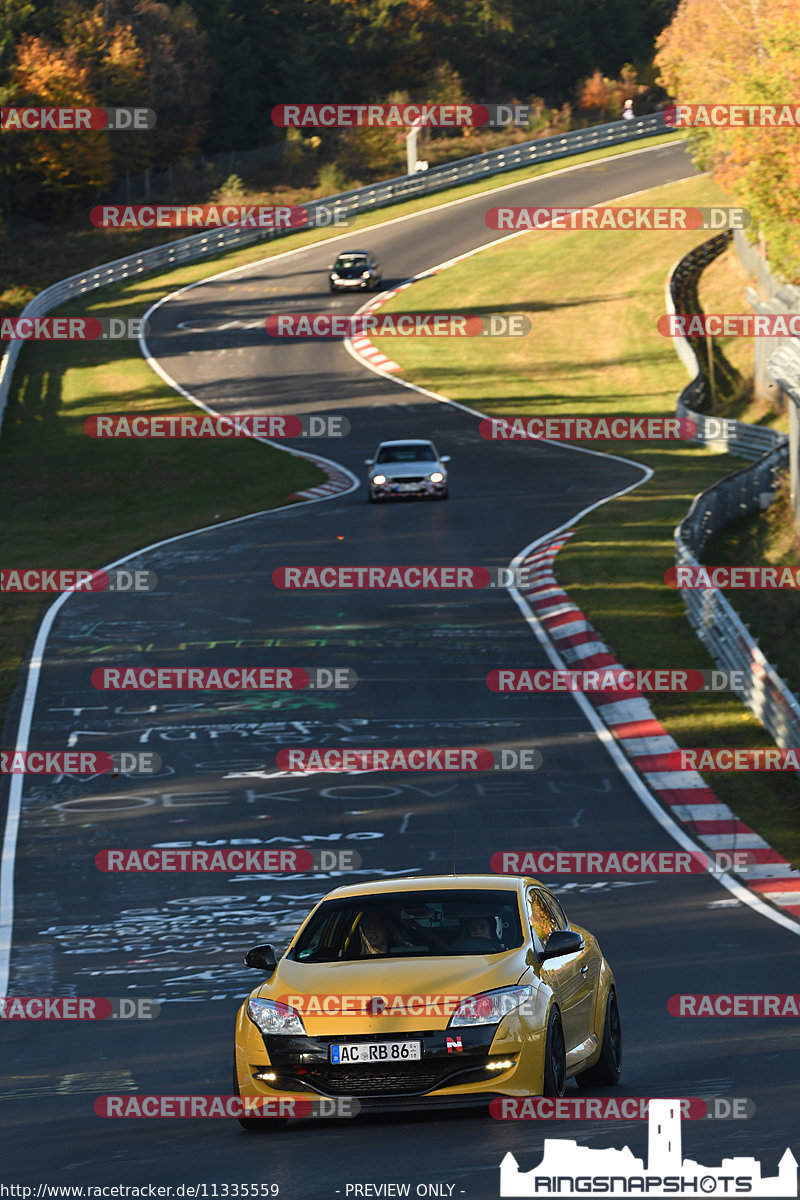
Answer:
[376,445,437,463]
[291,889,523,961]
[335,255,368,269]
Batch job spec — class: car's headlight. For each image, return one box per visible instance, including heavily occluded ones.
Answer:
[246,998,306,1036]
[429,471,445,483]
[330,272,339,278]
[372,473,387,485]
[361,270,371,278]
[448,986,533,1027]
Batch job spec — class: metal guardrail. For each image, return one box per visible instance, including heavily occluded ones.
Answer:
[0,112,672,434]
[668,238,800,749]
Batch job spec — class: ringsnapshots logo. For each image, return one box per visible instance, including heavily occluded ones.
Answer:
[275,747,542,772]
[95,846,362,872]
[485,206,749,231]
[264,313,530,337]
[272,103,531,128]
[0,996,160,1019]
[1,106,156,131]
[664,103,800,128]
[83,414,349,439]
[1,568,157,592]
[90,666,356,691]
[498,1098,797,1197]
[90,204,349,229]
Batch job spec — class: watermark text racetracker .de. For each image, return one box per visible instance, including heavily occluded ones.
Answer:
[485,206,748,231]
[492,1097,754,1120]
[666,564,800,589]
[1,568,157,592]
[272,564,617,589]
[0,317,148,341]
[1,750,161,775]
[272,102,531,127]
[264,313,530,337]
[666,748,800,771]
[0,997,159,1019]
[664,102,800,127]
[83,414,349,439]
[669,994,800,1017]
[1,106,156,130]
[486,668,751,693]
[94,847,362,872]
[491,850,756,876]
[94,1096,359,1119]
[479,415,730,441]
[90,204,349,229]
[90,666,357,690]
[275,747,542,771]
[659,313,800,337]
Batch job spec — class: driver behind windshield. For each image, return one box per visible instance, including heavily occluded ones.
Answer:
[357,911,412,956]
[451,915,502,952]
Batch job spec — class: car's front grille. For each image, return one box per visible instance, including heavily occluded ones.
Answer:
[387,476,425,484]
[285,1055,487,1097]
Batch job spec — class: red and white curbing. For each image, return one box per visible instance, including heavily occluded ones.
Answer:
[518,531,800,920]
[349,333,402,374]
[347,289,404,372]
[346,282,436,374]
[288,460,354,501]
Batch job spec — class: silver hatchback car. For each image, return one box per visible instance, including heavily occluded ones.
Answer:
[365,439,450,501]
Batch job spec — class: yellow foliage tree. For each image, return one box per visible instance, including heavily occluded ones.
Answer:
[10,34,113,214]
[656,0,800,281]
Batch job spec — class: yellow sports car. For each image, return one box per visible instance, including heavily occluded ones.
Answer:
[233,874,620,1128]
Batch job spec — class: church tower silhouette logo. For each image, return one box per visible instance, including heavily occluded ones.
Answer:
[500,1099,797,1197]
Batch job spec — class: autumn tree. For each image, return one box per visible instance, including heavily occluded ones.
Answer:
[656,0,800,281]
[5,35,113,215]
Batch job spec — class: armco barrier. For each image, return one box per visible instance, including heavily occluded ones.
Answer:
[666,236,800,750]
[0,112,672,435]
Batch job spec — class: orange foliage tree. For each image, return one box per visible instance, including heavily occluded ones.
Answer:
[10,35,113,212]
[656,0,800,281]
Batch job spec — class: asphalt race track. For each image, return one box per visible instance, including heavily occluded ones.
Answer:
[2,140,799,1194]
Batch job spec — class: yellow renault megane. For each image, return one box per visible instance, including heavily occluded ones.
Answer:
[233,875,620,1127]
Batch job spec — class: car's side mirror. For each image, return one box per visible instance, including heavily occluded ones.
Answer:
[440,455,451,463]
[539,929,584,962]
[244,944,277,972]
[364,458,374,465]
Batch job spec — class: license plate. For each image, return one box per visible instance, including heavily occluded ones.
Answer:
[396,482,420,492]
[330,1040,422,1065]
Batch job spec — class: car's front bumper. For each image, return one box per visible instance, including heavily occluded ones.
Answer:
[369,479,447,499]
[235,1017,547,1110]
[331,278,372,289]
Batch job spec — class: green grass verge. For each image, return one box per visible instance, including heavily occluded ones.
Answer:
[369,172,800,867]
